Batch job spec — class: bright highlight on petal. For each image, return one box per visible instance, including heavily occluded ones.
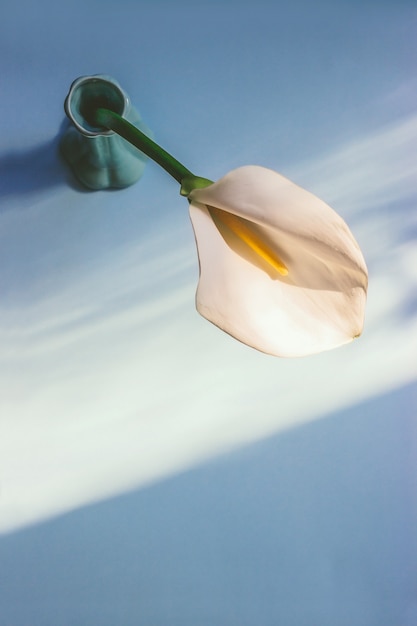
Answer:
[188,166,368,358]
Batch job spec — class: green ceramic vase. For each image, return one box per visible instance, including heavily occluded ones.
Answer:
[60,75,150,190]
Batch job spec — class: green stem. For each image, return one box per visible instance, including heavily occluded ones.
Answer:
[94,107,194,185]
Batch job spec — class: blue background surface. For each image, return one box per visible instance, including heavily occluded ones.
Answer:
[1,0,416,623]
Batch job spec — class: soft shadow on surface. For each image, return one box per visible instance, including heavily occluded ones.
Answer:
[0,139,64,202]
[0,123,91,205]
[0,382,415,626]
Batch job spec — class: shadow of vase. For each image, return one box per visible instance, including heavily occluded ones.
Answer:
[0,121,77,208]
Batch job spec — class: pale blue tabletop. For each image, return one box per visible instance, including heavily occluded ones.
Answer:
[1,1,416,624]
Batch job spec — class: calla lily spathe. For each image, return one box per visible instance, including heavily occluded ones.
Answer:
[89,107,368,357]
[188,165,368,357]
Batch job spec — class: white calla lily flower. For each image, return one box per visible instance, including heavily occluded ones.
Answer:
[93,110,368,357]
[188,165,368,357]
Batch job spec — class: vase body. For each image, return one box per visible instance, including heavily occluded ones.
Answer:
[60,75,150,190]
